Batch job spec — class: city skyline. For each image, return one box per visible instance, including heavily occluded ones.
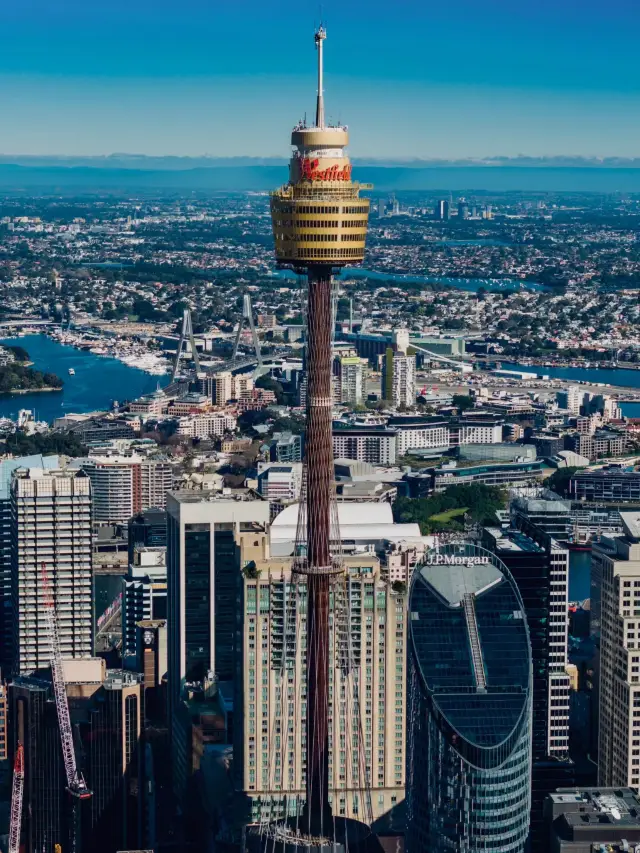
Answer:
[1,0,640,158]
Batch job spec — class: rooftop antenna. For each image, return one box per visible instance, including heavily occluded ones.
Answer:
[315,24,326,128]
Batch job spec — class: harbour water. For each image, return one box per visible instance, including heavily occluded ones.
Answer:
[278,267,542,293]
[0,334,167,423]
[501,362,640,414]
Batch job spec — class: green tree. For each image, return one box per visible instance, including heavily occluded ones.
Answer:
[452,393,474,412]
[543,466,581,497]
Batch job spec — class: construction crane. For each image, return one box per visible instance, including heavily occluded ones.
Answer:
[40,562,91,852]
[8,743,24,853]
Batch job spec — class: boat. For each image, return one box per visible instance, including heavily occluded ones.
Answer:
[68,368,75,376]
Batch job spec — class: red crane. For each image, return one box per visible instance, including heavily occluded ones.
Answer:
[8,743,24,853]
[40,562,91,852]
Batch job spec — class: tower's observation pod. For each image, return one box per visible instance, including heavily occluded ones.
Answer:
[271,29,370,270]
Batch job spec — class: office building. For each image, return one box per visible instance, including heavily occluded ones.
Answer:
[431,459,546,490]
[236,552,407,825]
[0,454,61,671]
[556,386,583,414]
[78,456,173,523]
[572,468,640,501]
[79,670,145,853]
[122,546,167,661]
[166,491,269,795]
[457,200,469,219]
[11,468,93,675]
[332,427,397,465]
[544,788,640,853]
[511,492,573,540]
[406,543,532,853]
[10,676,65,853]
[381,347,416,408]
[332,354,364,405]
[434,199,450,221]
[595,513,640,787]
[128,508,167,563]
[483,526,572,846]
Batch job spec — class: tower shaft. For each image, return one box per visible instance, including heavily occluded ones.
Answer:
[304,266,334,833]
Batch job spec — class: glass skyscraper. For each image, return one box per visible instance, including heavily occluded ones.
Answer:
[406,543,533,853]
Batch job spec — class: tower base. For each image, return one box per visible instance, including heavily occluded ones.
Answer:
[247,817,384,853]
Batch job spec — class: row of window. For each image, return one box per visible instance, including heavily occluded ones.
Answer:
[276,205,369,214]
[276,232,367,243]
[287,247,365,259]
[273,219,368,228]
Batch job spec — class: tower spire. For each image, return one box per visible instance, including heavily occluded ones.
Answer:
[315,25,326,128]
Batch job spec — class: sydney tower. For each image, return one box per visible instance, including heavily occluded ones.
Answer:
[261,25,377,853]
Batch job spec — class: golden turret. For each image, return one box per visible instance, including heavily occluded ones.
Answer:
[270,27,370,270]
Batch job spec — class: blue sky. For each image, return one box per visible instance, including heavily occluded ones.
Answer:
[1,0,639,158]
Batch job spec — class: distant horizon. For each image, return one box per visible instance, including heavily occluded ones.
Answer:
[4,153,640,168]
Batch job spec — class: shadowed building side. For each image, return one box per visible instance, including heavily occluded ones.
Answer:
[406,544,533,853]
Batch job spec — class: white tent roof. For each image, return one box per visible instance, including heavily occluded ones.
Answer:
[271,502,393,529]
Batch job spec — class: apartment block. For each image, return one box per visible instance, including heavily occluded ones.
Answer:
[11,468,93,675]
[77,456,173,523]
[332,428,397,465]
[236,554,407,826]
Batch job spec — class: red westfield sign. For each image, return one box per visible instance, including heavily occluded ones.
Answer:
[300,158,352,182]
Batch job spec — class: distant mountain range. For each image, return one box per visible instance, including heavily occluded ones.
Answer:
[2,154,640,192]
[2,154,640,170]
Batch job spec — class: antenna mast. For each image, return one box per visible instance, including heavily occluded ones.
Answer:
[315,26,326,128]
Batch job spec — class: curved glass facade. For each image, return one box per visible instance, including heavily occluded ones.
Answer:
[406,543,532,853]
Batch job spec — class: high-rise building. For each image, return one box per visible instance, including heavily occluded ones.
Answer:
[333,355,364,405]
[406,543,532,853]
[381,337,415,408]
[236,552,407,826]
[483,524,572,846]
[457,199,469,219]
[166,491,269,796]
[11,467,93,675]
[77,456,173,524]
[78,669,145,853]
[595,512,640,787]
[122,546,167,661]
[0,454,61,671]
[434,199,450,221]
[10,676,65,852]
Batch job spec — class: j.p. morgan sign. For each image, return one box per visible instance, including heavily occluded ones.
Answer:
[426,555,490,567]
